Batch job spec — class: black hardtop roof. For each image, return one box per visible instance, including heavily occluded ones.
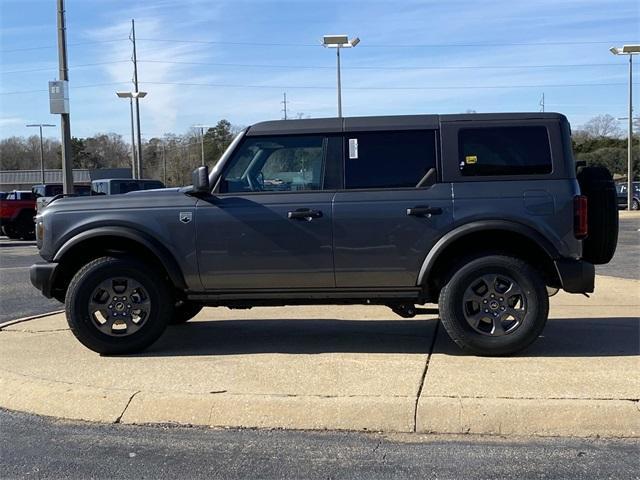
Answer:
[246,112,567,136]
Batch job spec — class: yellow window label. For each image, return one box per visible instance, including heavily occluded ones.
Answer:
[465,155,478,164]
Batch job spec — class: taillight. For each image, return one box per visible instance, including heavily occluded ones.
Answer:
[574,195,588,239]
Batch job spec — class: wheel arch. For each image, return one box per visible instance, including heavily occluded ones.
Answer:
[418,220,561,301]
[51,227,187,301]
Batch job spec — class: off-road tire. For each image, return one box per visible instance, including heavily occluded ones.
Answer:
[66,256,172,355]
[170,301,203,324]
[438,255,549,356]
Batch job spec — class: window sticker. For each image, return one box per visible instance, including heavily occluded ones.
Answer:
[465,155,478,164]
[348,138,359,159]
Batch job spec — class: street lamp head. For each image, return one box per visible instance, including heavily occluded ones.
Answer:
[610,45,640,55]
[133,91,148,98]
[116,91,132,98]
[323,34,349,47]
[349,37,360,47]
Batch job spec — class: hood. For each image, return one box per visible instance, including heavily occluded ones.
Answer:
[41,188,194,214]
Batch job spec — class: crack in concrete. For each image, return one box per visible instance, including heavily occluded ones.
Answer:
[412,321,440,432]
[115,391,140,424]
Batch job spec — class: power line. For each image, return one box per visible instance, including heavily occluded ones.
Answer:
[136,37,636,48]
[140,80,639,91]
[2,79,638,96]
[0,81,131,95]
[138,58,630,71]
[0,60,131,75]
[0,38,127,53]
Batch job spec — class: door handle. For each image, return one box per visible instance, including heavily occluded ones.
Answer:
[406,205,443,217]
[288,208,323,221]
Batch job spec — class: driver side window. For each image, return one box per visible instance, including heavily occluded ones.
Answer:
[221,135,325,193]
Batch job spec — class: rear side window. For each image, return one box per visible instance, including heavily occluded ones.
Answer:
[458,126,552,176]
[344,130,437,189]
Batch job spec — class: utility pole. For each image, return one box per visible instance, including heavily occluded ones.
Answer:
[628,54,633,211]
[26,123,55,184]
[128,97,137,179]
[539,92,545,112]
[130,19,143,178]
[200,127,205,166]
[192,125,208,166]
[56,0,73,193]
[281,92,288,120]
[336,46,342,118]
[162,142,166,185]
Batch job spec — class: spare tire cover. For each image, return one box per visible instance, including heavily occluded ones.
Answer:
[577,166,618,265]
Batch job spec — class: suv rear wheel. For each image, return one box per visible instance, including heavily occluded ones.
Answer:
[438,255,548,356]
[66,256,172,355]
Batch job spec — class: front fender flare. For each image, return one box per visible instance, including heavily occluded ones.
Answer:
[53,226,187,290]
[416,220,560,286]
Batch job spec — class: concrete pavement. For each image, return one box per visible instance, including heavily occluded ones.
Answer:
[0,275,638,437]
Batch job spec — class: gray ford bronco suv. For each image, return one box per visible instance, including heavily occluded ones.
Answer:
[30,113,618,356]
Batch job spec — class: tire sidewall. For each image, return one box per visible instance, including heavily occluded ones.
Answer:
[439,255,549,356]
[66,257,171,354]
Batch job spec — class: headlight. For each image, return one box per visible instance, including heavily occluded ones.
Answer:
[36,220,44,248]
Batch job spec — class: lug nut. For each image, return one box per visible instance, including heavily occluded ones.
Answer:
[499,297,504,301]
[484,309,489,313]
[490,294,495,298]
[483,299,488,304]
[500,306,506,310]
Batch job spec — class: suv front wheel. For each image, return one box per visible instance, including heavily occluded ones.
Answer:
[438,255,549,356]
[66,256,172,355]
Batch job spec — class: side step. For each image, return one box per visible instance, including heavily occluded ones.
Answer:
[389,304,439,318]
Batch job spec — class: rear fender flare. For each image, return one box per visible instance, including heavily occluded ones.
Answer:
[417,220,560,286]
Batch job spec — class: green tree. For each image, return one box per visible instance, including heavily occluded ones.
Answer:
[203,119,234,166]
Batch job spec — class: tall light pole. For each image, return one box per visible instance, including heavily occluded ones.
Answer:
[26,123,55,184]
[116,91,147,179]
[322,35,360,118]
[610,44,640,211]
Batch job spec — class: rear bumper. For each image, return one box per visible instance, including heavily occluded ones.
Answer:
[30,262,59,298]
[554,258,595,294]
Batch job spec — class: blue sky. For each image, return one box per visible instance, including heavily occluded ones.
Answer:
[0,0,638,140]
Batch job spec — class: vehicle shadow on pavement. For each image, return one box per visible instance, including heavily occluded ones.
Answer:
[142,318,436,356]
[433,317,639,357]
[139,316,638,358]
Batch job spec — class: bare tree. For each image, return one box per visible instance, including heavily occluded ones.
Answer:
[581,114,622,138]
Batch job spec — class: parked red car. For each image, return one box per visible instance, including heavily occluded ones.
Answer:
[0,190,36,239]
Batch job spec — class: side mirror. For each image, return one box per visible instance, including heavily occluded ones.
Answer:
[191,166,210,193]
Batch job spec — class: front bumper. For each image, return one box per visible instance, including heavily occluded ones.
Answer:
[30,262,59,298]
[554,259,595,294]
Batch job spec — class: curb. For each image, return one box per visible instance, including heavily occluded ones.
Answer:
[0,310,65,330]
[1,369,637,437]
